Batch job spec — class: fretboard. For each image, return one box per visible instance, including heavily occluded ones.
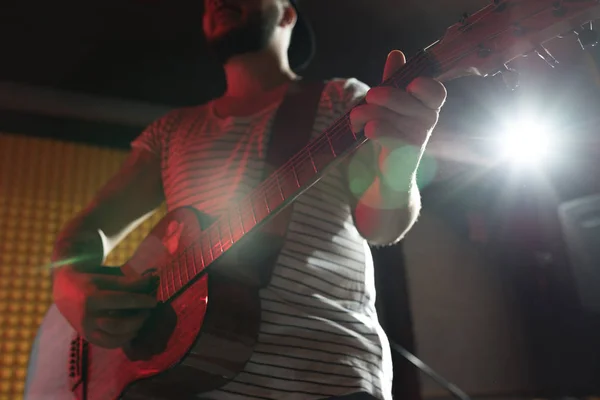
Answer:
[158,50,439,301]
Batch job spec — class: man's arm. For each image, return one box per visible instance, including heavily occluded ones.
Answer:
[341,50,445,247]
[343,140,422,247]
[332,77,422,247]
[52,147,165,269]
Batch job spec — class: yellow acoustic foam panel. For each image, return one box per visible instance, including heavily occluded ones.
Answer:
[0,133,165,399]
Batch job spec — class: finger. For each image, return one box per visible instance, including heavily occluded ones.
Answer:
[365,86,439,126]
[364,119,431,148]
[406,77,447,111]
[383,50,406,82]
[87,290,157,312]
[350,103,434,137]
[92,274,159,293]
[95,312,149,336]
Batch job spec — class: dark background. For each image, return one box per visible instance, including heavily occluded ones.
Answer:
[0,0,504,148]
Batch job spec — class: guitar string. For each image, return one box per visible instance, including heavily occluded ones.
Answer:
[206,54,431,227]
[157,47,492,298]
[156,2,559,298]
[158,46,489,298]
[208,0,560,230]
[234,0,567,218]
[156,53,442,299]
[154,54,431,298]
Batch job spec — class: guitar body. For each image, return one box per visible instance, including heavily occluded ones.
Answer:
[25,207,262,400]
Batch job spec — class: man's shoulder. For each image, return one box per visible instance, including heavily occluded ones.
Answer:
[156,103,211,126]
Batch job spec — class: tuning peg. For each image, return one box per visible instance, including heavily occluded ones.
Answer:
[493,65,519,91]
[576,21,598,49]
[534,45,559,67]
[500,66,520,91]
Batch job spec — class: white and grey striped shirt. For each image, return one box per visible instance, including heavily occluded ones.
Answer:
[131,78,393,400]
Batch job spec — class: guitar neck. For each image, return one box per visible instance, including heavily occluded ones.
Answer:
[157,50,439,302]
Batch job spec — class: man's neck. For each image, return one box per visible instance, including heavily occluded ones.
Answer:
[223,50,298,98]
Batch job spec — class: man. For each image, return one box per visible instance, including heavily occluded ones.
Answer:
[51,0,447,399]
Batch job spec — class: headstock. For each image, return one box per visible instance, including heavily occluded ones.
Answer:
[429,0,600,81]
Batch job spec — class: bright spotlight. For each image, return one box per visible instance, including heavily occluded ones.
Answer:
[499,119,554,164]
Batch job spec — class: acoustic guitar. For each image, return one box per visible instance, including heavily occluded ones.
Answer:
[24,1,600,398]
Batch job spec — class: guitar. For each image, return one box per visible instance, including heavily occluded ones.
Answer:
[24,1,600,399]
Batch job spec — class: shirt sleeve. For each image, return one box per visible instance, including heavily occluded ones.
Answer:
[130,110,177,156]
[321,77,371,126]
[340,77,370,110]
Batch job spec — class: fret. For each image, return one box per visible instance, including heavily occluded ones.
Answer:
[175,256,183,290]
[167,262,175,293]
[279,167,300,199]
[307,147,318,173]
[219,220,233,252]
[188,247,198,275]
[276,174,285,200]
[250,196,268,223]
[239,202,256,235]
[237,206,246,235]
[181,251,189,285]
[325,131,336,157]
[201,234,214,264]
[329,117,361,157]
[310,135,337,171]
[207,228,217,260]
[250,198,258,225]
[264,190,271,213]
[144,53,440,304]
[264,179,285,213]
[226,213,235,244]
[208,237,216,261]
[292,165,300,188]
[162,268,171,299]
[215,223,225,253]
[158,272,166,301]
[197,241,206,268]
[293,154,317,188]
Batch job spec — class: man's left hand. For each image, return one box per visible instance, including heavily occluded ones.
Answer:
[350,50,447,151]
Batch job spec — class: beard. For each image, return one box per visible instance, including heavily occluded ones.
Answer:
[206,5,280,64]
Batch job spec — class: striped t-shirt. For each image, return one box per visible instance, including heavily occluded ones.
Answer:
[131,78,393,400]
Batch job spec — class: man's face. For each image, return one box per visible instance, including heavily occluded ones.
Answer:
[203,0,283,63]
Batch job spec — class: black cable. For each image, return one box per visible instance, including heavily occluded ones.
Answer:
[389,340,472,400]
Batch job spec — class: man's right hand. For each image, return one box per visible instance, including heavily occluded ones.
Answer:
[52,265,158,349]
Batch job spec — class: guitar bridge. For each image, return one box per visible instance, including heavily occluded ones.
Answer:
[68,335,88,399]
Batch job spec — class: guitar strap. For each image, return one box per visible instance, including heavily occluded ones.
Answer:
[234,79,325,287]
[258,80,325,238]
[263,79,326,179]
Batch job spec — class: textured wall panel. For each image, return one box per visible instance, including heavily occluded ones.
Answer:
[0,133,165,399]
